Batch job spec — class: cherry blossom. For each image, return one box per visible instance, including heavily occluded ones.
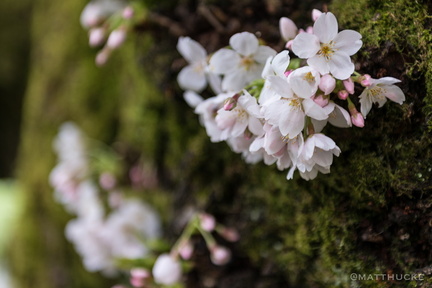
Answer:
[292,12,362,80]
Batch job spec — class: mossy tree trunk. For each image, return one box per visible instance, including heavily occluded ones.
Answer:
[9,0,432,288]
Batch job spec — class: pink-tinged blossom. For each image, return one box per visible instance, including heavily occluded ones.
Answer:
[178,241,194,260]
[130,268,149,288]
[319,74,336,95]
[152,254,182,286]
[292,12,362,80]
[199,213,216,232]
[338,90,348,100]
[351,112,365,127]
[312,9,323,21]
[195,93,232,142]
[359,77,406,118]
[80,0,125,28]
[215,91,264,140]
[209,32,276,91]
[89,28,106,47]
[288,66,321,99]
[262,75,327,139]
[311,101,352,132]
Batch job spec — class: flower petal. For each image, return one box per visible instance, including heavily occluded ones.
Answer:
[209,49,240,74]
[183,91,203,108]
[271,50,290,77]
[229,32,259,56]
[313,12,338,43]
[177,65,207,92]
[302,99,328,120]
[383,85,405,104]
[177,37,207,63]
[254,46,277,64]
[279,107,304,139]
[328,52,355,80]
[333,30,362,56]
[359,91,373,118]
[292,33,320,59]
[266,76,293,98]
[222,70,247,92]
[307,55,330,75]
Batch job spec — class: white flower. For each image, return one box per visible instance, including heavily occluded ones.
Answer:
[194,92,232,142]
[152,254,182,285]
[292,12,362,80]
[215,91,264,140]
[209,32,276,91]
[262,75,327,139]
[311,101,352,132]
[288,66,321,99]
[289,133,340,180]
[80,0,126,28]
[359,77,405,118]
[177,37,214,92]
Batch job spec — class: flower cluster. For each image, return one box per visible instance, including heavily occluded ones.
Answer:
[50,122,162,275]
[80,0,143,66]
[177,11,406,181]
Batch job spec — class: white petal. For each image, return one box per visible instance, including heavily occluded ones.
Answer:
[333,30,363,56]
[222,70,247,92]
[383,85,405,104]
[207,72,223,94]
[209,49,240,74]
[302,99,328,120]
[328,104,352,128]
[248,116,264,136]
[313,133,336,151]
[311,119,327,132]
[271,50,290,77]
[328,52,355,80]
[230,32,259,56]
[279,17,298,41]
[183,91,203,108]
[264,127,285,155]
[313,12,338,43]
[231,117,248,137]
[292,33,320,59]
[177,65,207,92]
[359,91,373,118]
[289,66,320,99]
[177,37,207,63]
[279,107,304,139]
[254,46,277,64]
[375,77,401,85]
[267,76,293,98]
[307,55,330,75]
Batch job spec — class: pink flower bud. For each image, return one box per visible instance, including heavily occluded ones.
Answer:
[319,74,336,95]
[305,26,313,34]
[285,39,294,49]
[178,241,194,260]
[220,227,240,242]
[351,113,365,128]
[284,70,293,77]
[95,48,111,66]
[313,95,329,108]
[130,268,150,288]
[99,172,116,190]
[210,246,231,266]
[338,90,348,100]
[279,17,298,41]
[122,6,134,19]
[152,254,182,286]
[343,78,355,94]
[199,213,216,232]
[107,28,127,49]
[223,93,240,111]
[360,74,372,87]
[312,9,323,21]
[89,28,105,47]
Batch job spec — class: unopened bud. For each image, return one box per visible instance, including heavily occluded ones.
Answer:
[285,40,294,49]
[95,48,111,66]
[107,28,127,49]
[89,28,105,47]
[284,70,293,77]
[313,94,329,108]
[178,241,194,260]
[338,90,348,100]
[130,268,150,288]
[223,94,240,111]
[220,227,240,242]
[199,213,216,232]
[319,74,336,95]
[360,74,372,87]
[122,6,134,19]
[351,113,365,128]
[343,77,355,94]
[99,172,116,190]
[210,245,231,266]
